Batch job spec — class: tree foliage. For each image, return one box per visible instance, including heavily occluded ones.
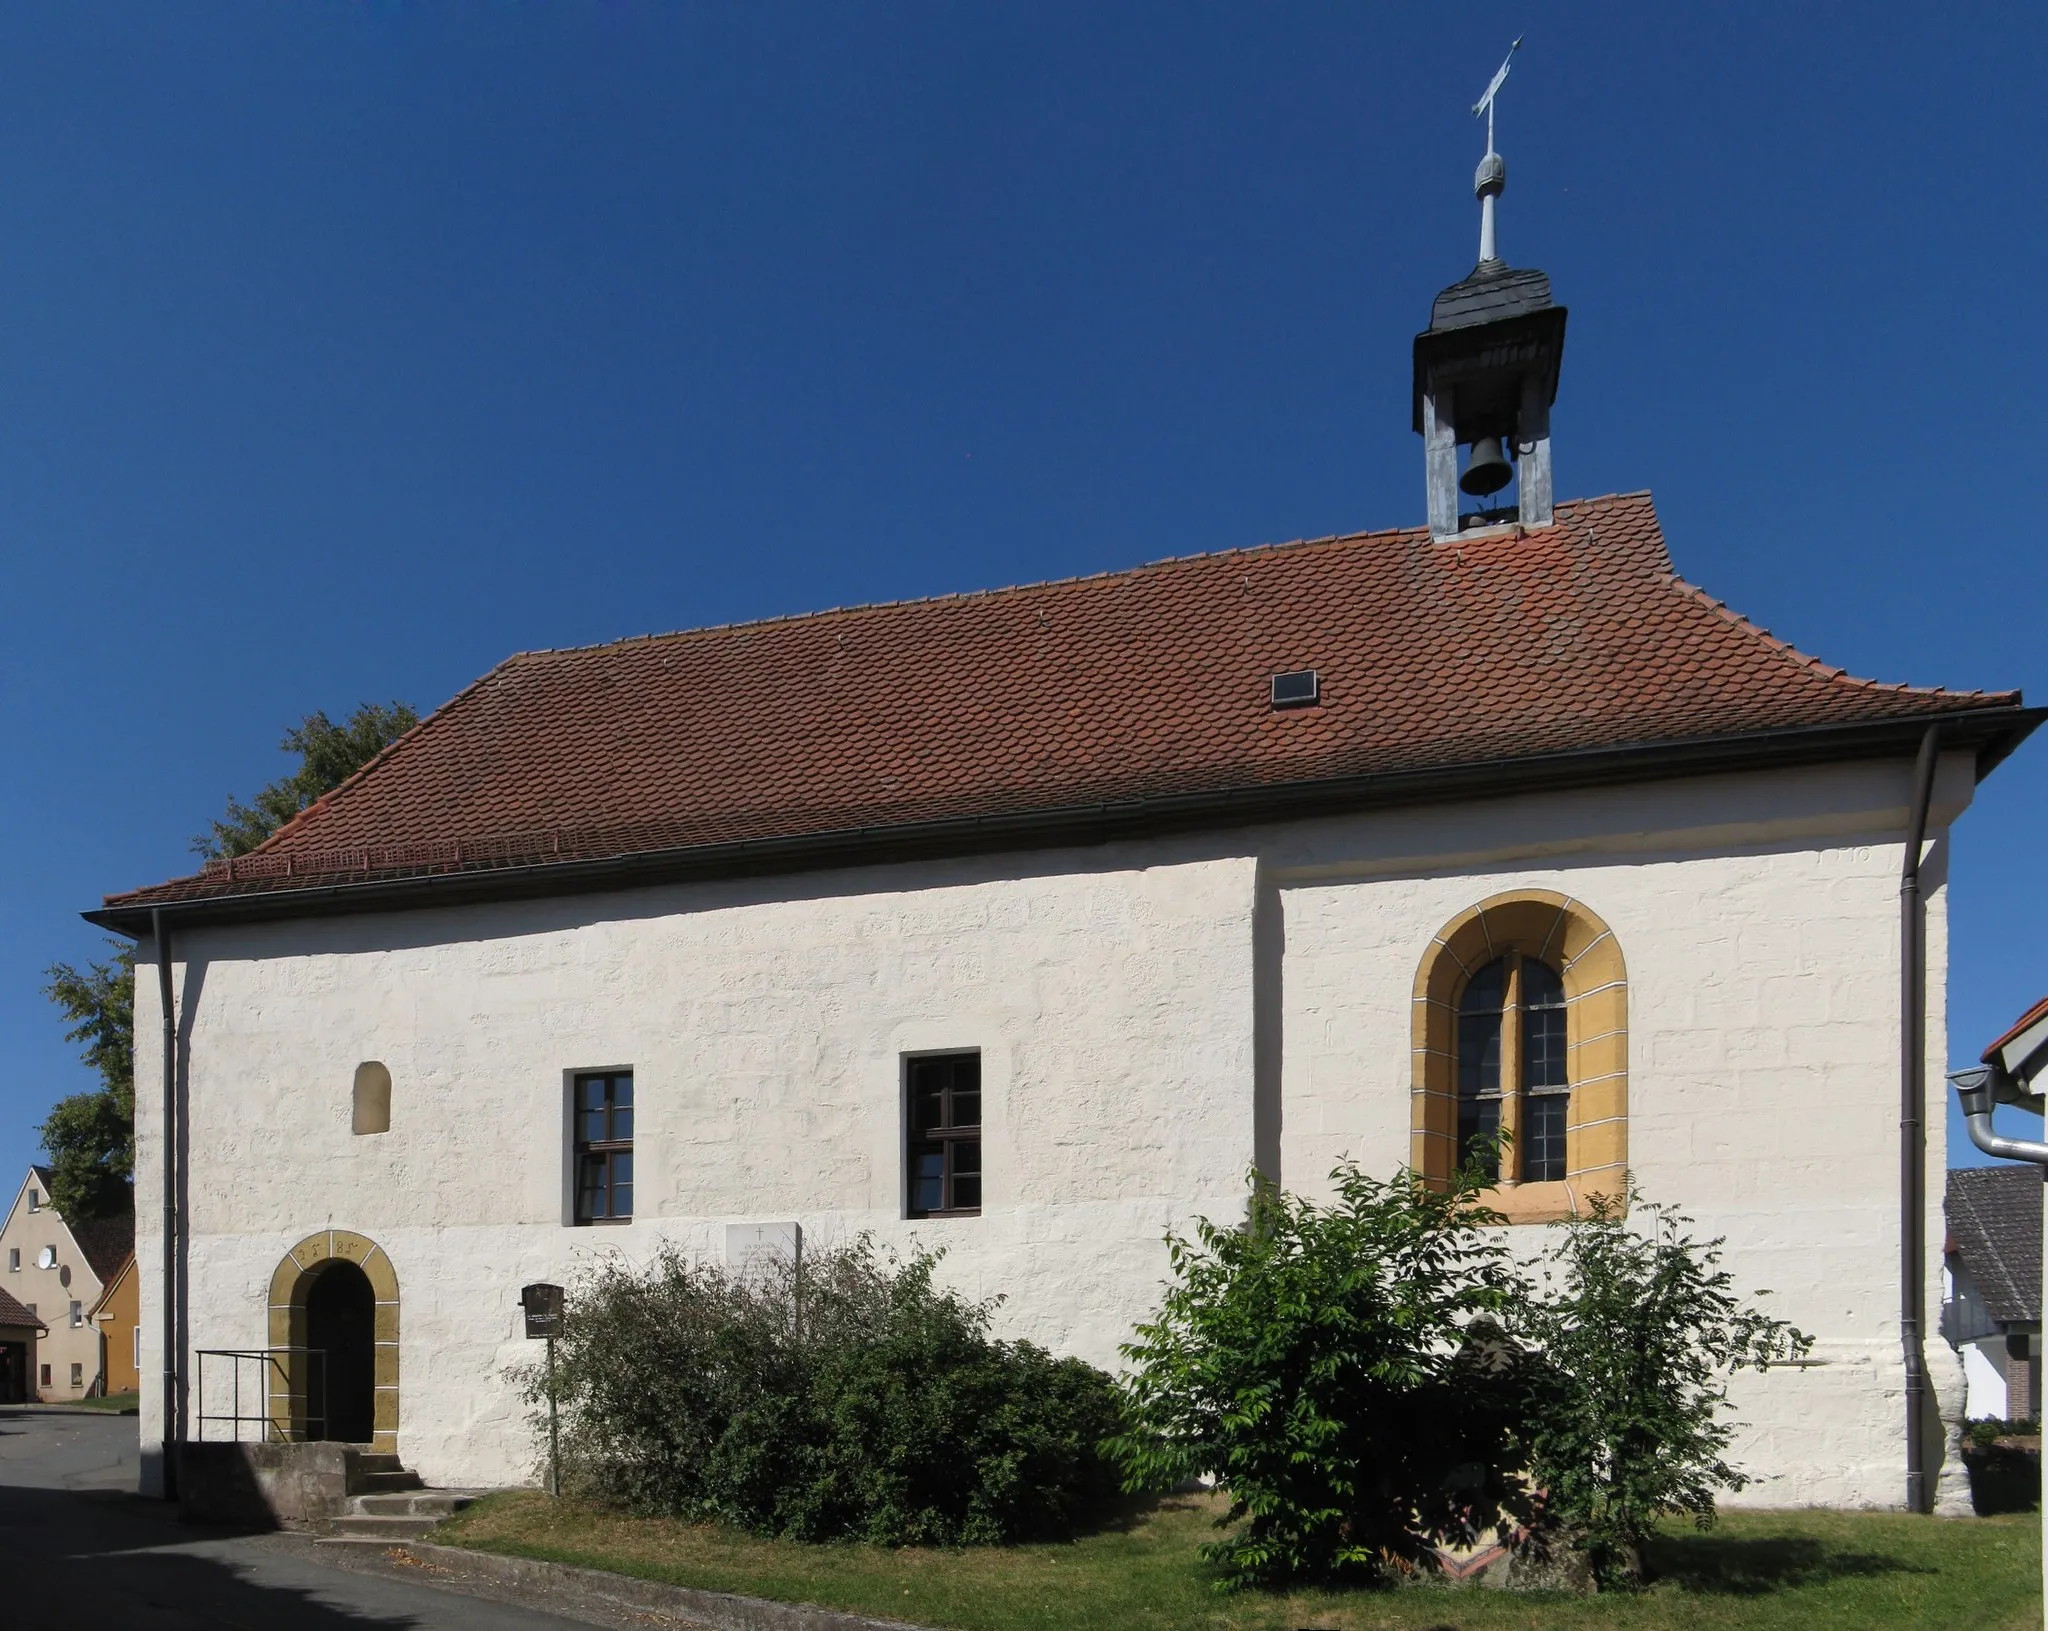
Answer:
[37,943,137,1219]
[1108,1164,1537,1591]
[531,1237,1120,1546]
[36,699,415,1218]
[191,700,418,859]
[1514,1187,1811,1585]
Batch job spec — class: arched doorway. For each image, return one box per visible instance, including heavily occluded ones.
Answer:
[266,1229,400,1452]
[305,1260,376,1443]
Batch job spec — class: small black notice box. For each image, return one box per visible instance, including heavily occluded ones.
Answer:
[521,1282,565,1340]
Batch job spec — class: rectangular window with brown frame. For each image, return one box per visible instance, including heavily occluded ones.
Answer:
[572,1070,634,1225]
[906,1052,981,1218]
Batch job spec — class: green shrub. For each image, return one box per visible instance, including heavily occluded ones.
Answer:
[1107,1164,1537,1591]
[1513,1187,1811,1586]
[526,1238,1119,1546]
[1111,1167,1809,1595]
[1961,1418,2041,1515]
[1967,1416,2039,1450]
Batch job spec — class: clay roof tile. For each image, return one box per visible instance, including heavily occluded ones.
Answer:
[102,494,2024,913]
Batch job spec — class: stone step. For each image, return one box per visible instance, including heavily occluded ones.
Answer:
[341,1450,422,1496]
[317,1483,483,1543]
[349,1469,425,1495]
[351,1491,476,1518]
[321,1512,448,1542]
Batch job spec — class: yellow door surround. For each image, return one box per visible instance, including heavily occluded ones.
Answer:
[265,1228,399,1454]
[1412,888,1628,1224]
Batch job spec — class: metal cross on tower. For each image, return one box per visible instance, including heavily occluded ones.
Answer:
[1471,36,1522,265]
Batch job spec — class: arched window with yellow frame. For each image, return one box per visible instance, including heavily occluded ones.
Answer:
[1412,889,1627,1224]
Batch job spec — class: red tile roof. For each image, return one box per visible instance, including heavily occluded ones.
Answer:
[0,1286,44,1332]
[101,494,2028,920]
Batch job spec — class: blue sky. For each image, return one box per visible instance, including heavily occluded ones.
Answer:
[1,5,2042,1183]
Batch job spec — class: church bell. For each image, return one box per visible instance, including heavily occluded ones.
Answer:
[1459,436,1513,497]
[1410,60,1567,538]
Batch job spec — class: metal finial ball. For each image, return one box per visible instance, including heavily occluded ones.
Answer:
[1474,151,1506,199]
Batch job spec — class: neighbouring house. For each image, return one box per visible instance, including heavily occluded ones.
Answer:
[91,1251,139,1399]
[0,1284,44,1405]
[0,1168,135,1401]
[1945,1166,2043,1420]
[94,161,2042,1509]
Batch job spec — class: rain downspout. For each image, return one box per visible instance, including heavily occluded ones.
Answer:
[1953,1082,2048,1163]
[153,907,179,1497]
[1900,723,1941,1514]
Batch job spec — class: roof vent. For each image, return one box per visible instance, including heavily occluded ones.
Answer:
[1270,670,1319,710]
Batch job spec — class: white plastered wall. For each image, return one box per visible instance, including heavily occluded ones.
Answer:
[132,751,1974,1504]
[1268,751,1974,1509]
[135,855,1259,1490]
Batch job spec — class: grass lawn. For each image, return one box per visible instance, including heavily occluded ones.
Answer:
[440,1491,2041,1631]
[66,1391,139,1413]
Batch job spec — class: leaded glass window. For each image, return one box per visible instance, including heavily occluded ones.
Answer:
[1453,954,1571,1185]
[1519,959,1569,1182]
[1456,959,1506,1177]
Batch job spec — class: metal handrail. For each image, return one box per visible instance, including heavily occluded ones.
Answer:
[193,1347,327,1443]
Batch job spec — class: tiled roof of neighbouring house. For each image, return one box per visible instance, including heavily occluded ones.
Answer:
[97,493,2029,919]
[0,1286,43,1331]
[68,1214,134,1288]
[1947,1166,2044,1326]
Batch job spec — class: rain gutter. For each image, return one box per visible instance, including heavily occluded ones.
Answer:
[82,706,2045,939]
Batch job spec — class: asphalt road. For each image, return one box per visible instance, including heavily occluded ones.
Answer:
[0,1406,603,1629]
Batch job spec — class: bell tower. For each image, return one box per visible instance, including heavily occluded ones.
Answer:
[1412,40,1568,539]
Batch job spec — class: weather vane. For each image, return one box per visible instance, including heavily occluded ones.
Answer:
[1470,36,1522,265]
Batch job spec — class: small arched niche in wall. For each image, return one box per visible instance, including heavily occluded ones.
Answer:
[352,1062,392,1136]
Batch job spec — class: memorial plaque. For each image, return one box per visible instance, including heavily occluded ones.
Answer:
[521,1282,565,1340]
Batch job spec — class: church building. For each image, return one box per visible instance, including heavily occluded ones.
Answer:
[95,137,2039,1506]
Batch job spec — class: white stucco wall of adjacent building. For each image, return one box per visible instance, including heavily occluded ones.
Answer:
[1962,1340,2011,1419]
[131,752,1975,1504]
